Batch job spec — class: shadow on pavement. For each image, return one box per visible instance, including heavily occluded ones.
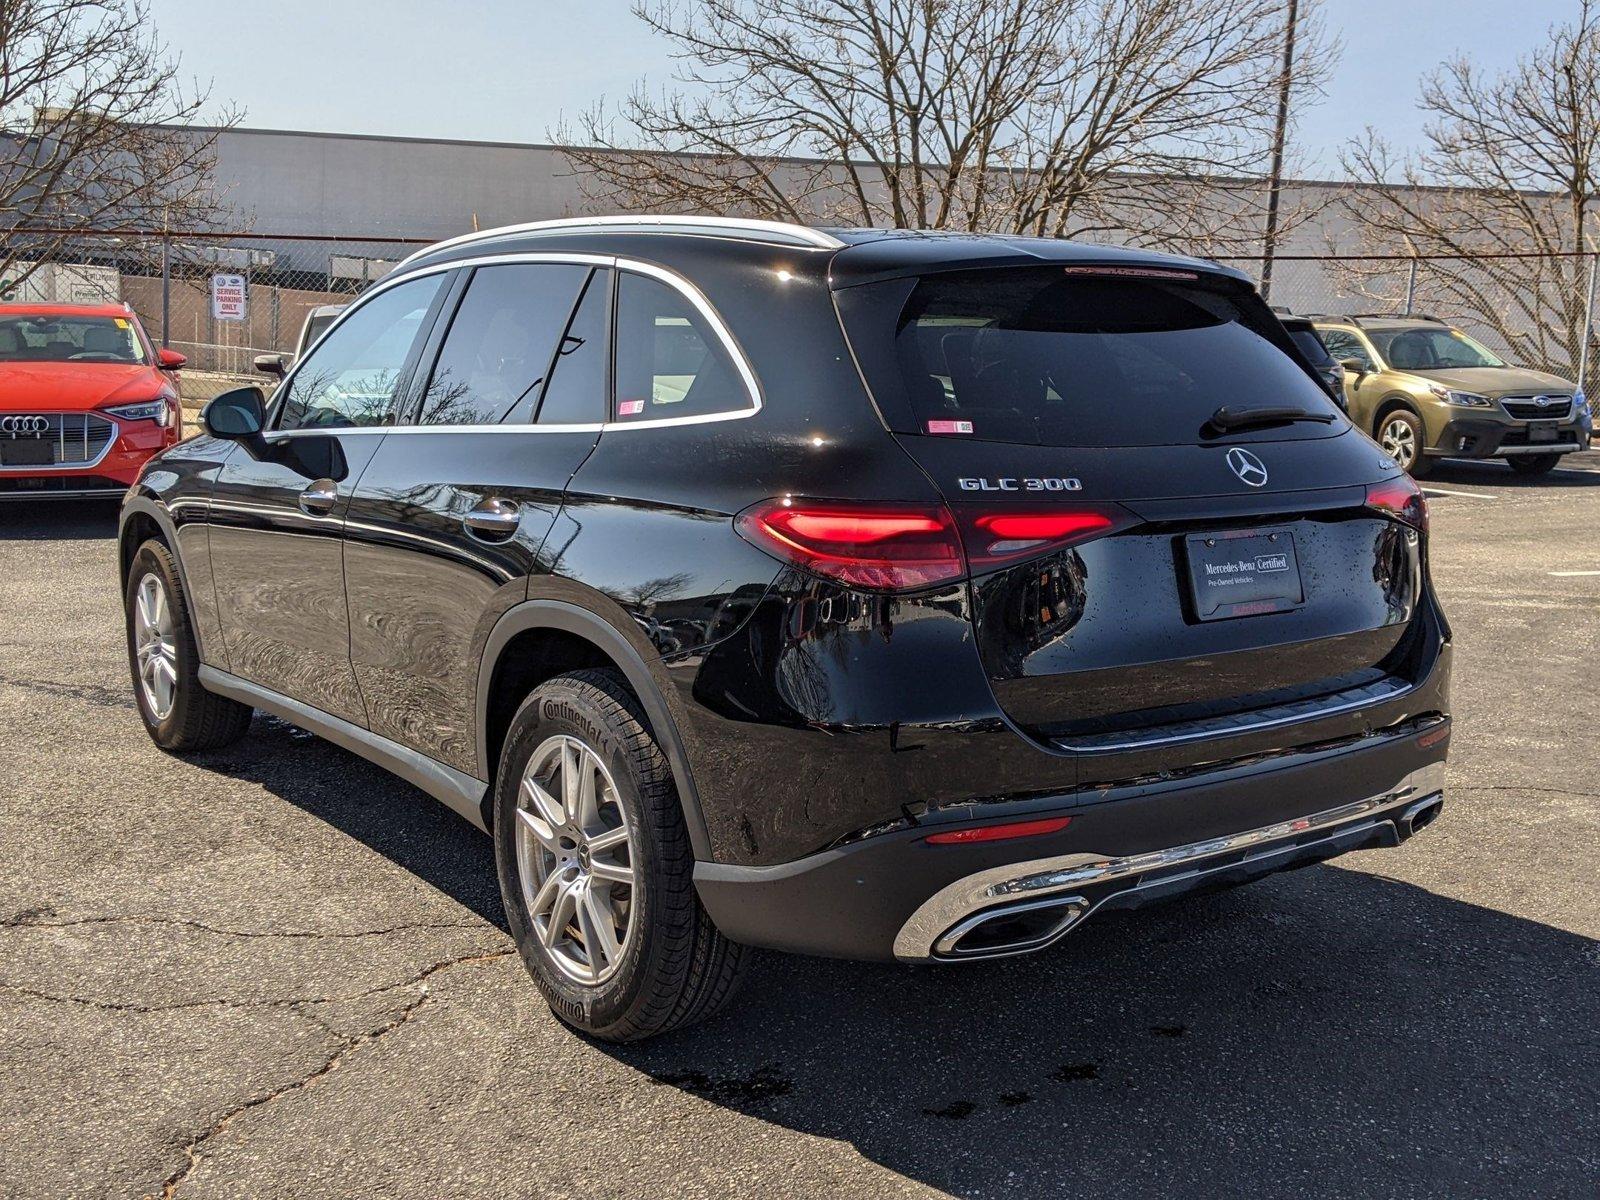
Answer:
[0,498,123,539]
[614,872,1597,1197]
[195,714,509,930]
[207,715,1598,1196]
[1425,456,1600,488]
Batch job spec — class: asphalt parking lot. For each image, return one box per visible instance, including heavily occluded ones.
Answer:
[2,455,1597,1200]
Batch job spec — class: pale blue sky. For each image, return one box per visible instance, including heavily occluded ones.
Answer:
[148,0,1574,178]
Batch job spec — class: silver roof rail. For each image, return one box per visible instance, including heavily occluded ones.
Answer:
[396,215,845,268]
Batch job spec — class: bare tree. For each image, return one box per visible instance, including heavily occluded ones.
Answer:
[1338,1,1600,378]
[0,0,236,283]
[559,0,1334,252]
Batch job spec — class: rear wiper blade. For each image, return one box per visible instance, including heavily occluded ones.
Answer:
[1206,404,1338,433]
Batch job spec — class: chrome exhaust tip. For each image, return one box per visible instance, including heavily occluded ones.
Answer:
[932,895,1091,961]
[1399,795,1445,839]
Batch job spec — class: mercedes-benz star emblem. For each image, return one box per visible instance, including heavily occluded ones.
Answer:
[0,415,50,435]
[1226,446,1269,488]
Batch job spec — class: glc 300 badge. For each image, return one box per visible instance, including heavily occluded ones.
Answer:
[1226,447,1269,487]
[957,476,1082,492]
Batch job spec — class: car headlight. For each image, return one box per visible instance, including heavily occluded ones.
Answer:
[1428,385,1492,407]
[104,399,173,427]
[1576,389,1590,417]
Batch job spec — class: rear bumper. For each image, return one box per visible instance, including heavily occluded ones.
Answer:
[694,722,1450,961]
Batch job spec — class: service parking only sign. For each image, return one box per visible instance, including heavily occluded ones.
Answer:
[210,274,247,321]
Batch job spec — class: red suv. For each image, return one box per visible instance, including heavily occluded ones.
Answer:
[0,303,185,498]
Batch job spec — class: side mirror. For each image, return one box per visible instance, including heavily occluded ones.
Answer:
[201,386,266,454]
[199,384,346,480]
[156,348,187,370]
[253,353,288,378]
[1339,358,1367,377]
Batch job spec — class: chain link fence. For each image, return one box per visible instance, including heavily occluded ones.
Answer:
[0,229,431,409]
[5,230,1600,407]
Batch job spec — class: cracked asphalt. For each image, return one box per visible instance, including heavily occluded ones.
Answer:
[2,453,1598,1200]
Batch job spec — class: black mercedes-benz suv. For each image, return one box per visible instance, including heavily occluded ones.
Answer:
[118,217,1452,1041]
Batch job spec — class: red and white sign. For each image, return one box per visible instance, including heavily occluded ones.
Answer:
[926,419,973,435]
[210,274,247,322]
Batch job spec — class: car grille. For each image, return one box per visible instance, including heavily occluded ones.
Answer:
[0,412,117,468]
[1501,395,1572,420]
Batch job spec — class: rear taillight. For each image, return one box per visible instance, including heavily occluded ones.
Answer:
[734,498,966,591]
[735,498,1135,591]
[1365,476,1428,531]
[953,503,1135,570]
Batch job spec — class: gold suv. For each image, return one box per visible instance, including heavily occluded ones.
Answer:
[1312,316,1592,477]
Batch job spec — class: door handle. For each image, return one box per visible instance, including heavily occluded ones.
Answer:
[464,497,521,540]
[298,478,339,516]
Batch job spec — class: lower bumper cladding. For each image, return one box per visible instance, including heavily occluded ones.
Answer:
[892,761,1446,962]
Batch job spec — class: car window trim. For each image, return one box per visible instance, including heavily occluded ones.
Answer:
[266,251,763,439]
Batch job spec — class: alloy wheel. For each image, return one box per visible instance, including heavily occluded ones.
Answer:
[1380,416,1418,469]
[133,572,178,720]
[515,734,636,985]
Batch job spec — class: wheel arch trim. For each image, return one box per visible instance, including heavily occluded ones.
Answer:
[476,599,713,859]
[1372,394,1424,437]
[119,492,211,660]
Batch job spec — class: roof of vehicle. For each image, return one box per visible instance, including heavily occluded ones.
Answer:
[0,302,136,319]
[395,215,1252,288]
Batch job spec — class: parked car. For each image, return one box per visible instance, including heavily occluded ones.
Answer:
[118,217,1453,1041]
[0,303,184,498]
[1313,315,1591,477]
[1277,313,1347,410]
[252,303,346,377]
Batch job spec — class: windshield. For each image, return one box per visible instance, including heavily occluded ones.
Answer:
[854,267,1340,447]
[1368,326,1505,370]
[0,315,147,364]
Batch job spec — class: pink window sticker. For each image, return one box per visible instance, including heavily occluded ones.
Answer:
[618,399,646,416]
[926,419,973,435]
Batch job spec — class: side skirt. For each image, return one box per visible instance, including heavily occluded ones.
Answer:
[198,665,491,832]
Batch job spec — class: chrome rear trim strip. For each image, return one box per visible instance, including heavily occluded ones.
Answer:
[892,760,1446,961]
[1051,675,1412,754]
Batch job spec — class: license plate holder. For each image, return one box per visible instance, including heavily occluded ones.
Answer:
[1184,528,1304,621]
[0,439,55,466]
[1528,421,1559,443]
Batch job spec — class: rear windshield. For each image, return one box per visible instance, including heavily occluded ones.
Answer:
[845,267,1340,447]
[0,315,147,364]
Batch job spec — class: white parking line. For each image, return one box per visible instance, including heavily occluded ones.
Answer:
[1548,570,1600,577]
[1423,487,1497,500]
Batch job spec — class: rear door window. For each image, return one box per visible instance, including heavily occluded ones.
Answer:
[416,263,589,426]
[532,267,610,426]
[846,267,1341,447]
[612,271,752,422]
